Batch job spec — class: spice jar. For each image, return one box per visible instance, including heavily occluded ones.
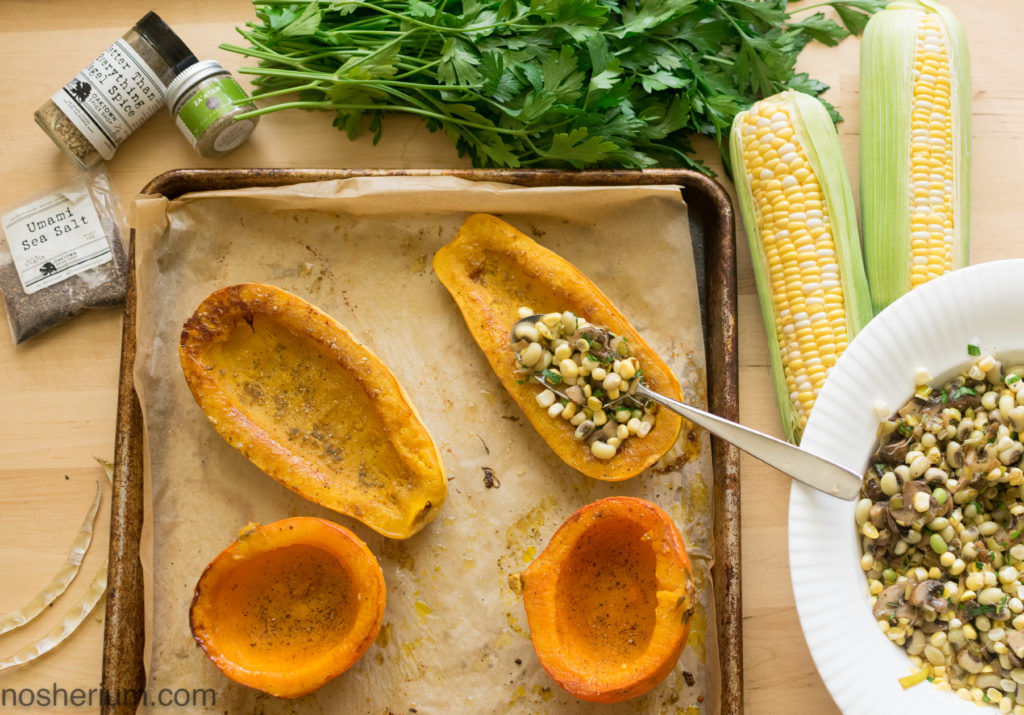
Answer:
[165,60,259,158]
[34,12,196,170]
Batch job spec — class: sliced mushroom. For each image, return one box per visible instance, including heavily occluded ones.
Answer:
[995,516,1024,548]
[957,649,985,674]
[871,431,915,466]
[1007,630,1024,659]
[861,474,886,501]
[573,420,595,442]
[586,422,618,445]
[897,398,925,419]
[875,529,893,548]
[908,579,948,615]
[565,384,586,406]
[873,584,908,621]
[947,377,983,412]
[570,326,613,360]
[889,481,936,529]
[873,584,921,625]
[869,502,888,528]
[952,448,991,493]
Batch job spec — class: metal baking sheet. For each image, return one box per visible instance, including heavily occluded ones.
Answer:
[101,168,740,714]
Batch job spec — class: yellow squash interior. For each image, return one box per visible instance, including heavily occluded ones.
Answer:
[203,316,411,494]
[433,214,686,481]
[179,283,446,539]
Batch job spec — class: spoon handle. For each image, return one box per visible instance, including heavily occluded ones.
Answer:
[634,384,862,500]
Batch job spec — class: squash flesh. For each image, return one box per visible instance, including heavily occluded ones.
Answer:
[556,516,658,669]
[190,518,385,698]
[204,544,357,672]
[433,214,684,481]
[515,497,694,703]
[179,284,446,539]
[202,316,414,494]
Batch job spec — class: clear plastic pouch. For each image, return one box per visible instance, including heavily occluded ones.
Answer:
[0,167,128,344]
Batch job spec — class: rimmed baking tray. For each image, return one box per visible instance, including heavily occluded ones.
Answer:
[101,168,740,713]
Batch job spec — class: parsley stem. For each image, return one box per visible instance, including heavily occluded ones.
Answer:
[240,66,465,92]
[234,100,531,137]
[248,81,319,101]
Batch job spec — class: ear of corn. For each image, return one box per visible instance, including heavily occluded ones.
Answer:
[860,0,971,313]
[729,90,873,444]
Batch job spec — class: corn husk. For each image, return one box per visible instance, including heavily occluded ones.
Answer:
[729,90,872,443]
[860,0,971,312]
[0,481,100,635]
[0,459,111,670]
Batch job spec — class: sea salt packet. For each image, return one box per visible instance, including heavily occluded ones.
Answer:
[0,167,128,344]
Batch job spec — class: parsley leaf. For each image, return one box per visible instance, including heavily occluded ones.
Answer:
[542,369,562,385]
[952,386,977,400]
[967,603,997,619]
[223,0,885,172]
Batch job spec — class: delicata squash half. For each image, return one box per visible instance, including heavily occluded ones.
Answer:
[433,214,684,481]
[179,283,446,539]
[509,497,695,703]
[190,518,385,698]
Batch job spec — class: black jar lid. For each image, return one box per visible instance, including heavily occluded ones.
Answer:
[134,11,197,75]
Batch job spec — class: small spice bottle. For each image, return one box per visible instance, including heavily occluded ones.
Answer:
[34,12,196,170]
[165,60,259,158]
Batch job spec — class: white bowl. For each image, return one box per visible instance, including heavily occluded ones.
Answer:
[790,258,1024,714]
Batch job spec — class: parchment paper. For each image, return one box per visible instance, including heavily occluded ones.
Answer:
[131,176,718,714]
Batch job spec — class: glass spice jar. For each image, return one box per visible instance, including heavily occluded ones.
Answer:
[34,12,196,170]
[165,60,259,158]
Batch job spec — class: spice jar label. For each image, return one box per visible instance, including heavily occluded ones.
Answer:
[175,77,251,144]
[1,188,110,295]
[51,39,167,160]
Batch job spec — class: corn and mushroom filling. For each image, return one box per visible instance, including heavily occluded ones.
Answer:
[511,307,657,461]
[860,354,1024,708]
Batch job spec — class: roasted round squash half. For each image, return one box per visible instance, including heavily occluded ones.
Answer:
[433,214,684,481]
[179,283,446,539]
[510,497,694,703]
[190,517,385,698]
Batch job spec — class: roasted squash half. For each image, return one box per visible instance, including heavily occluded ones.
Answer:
[433,214,684,481]
[179,283,446,539]
[510,497,694,703]
[190,518,386,698]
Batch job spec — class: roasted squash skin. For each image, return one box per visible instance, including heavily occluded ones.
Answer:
[510,497,694,703]
[179,283,446,539]
[189,518,386,698]
[433,214,684,481]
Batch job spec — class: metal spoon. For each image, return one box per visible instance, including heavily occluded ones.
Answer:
[511,315,862,500]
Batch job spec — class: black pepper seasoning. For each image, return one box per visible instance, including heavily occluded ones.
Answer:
[34,12,196,170]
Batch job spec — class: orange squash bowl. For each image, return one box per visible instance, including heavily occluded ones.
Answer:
[512,497,694,703]
[189,517,385,698]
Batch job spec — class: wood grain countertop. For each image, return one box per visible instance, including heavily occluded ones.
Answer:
[0,1,1019,712]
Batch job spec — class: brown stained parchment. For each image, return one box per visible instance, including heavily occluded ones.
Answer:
[130,176,717,714]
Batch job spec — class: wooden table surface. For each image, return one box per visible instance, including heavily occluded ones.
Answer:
[1,1,1020,712]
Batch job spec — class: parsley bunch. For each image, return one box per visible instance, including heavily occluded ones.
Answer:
[223,0,885,172]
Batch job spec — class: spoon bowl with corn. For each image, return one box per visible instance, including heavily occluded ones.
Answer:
[511,313,862,500]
